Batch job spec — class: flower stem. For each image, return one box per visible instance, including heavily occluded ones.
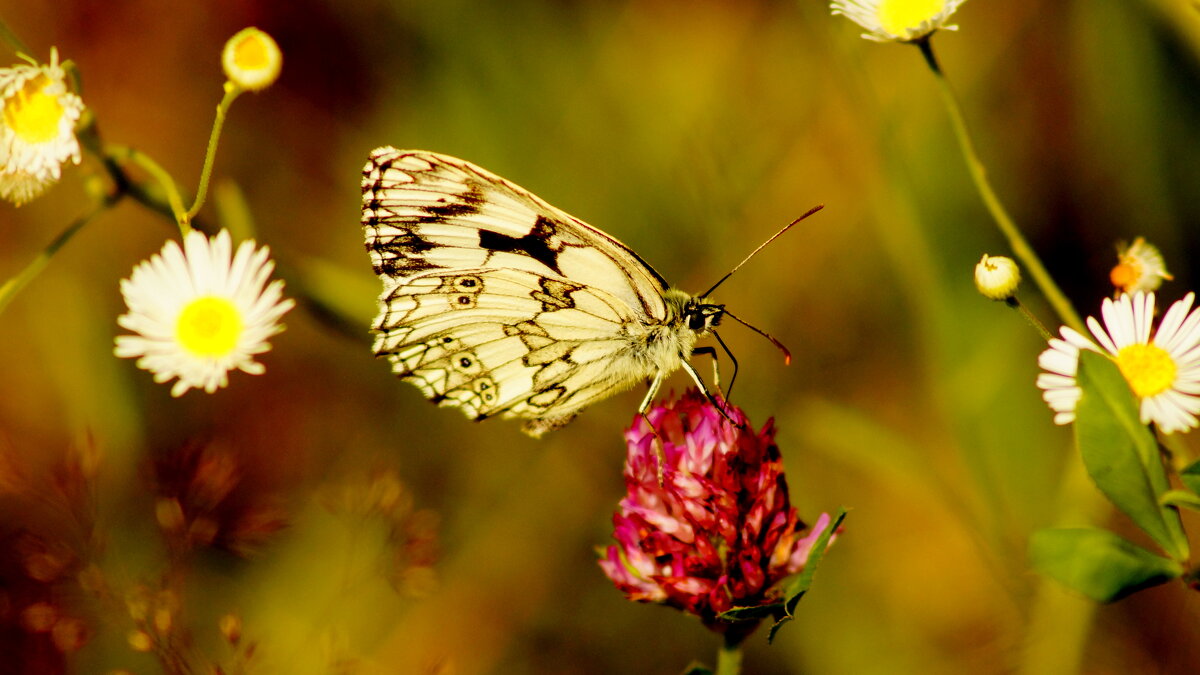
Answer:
[104,144,191,234]
[912,35,1101,675]
[1007,296,1053,341]
[76,113,193,231]
[186,83,241,223]
[715,640,743,675]
[0,206,102,316]
[915,37,1086,336]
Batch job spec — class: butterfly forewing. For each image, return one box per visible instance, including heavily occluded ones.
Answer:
[363,149,669,317]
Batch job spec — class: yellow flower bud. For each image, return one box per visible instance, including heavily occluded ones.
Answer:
[222,28,282,92]
[975,254,1020,301]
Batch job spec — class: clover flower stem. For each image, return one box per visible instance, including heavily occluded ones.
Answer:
[715,640,743,675]
[1006,296,1053,341]
[185,84,241,224]
[914,38,1086,336]
[0,205,102,316]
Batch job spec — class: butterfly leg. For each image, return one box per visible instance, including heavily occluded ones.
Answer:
[691,346,722,391]
[639,371,667,485]
[712,330,739,402]
[638,370,665,416]
[680,357,742,429]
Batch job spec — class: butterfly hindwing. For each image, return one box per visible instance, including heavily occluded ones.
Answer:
[371,266,654,426]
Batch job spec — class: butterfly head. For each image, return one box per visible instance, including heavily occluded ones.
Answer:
[683,296,725,335]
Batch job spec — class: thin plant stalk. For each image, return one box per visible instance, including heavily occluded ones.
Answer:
[1007,296,1054,341]
[104,144,191,233]
[911,35,1102,675]
[0,207,102,315]
[186,84,242,222]
[915,37,1086,336]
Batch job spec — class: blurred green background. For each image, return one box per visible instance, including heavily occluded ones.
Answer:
[3,0,1200,673]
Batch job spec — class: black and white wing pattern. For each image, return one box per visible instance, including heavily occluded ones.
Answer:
[361,148,718,436]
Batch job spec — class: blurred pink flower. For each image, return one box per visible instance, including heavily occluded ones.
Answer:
[600,392,834,635]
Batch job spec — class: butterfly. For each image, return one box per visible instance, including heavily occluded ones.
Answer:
[361,148,817,437]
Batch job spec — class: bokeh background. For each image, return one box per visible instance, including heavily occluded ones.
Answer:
[2,0,1200,673]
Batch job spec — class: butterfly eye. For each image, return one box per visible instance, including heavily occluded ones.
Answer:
[687,313,707,331]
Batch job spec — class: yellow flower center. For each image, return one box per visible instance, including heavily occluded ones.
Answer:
[1115,343,1177,398]
[4,74,65,144]
[176,296,243,357]
[877,0,947,37]
[232,33,271,72]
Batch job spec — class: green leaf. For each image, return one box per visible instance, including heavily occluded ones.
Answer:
[763,507,847,643]
[1180,460,1200,496]
[1030,528,1182,602]
[1073,351,1189,560]
[1160,489,1200,512]
[718,603,779,623]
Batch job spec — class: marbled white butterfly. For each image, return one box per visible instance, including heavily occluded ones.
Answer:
[361,148,817,436]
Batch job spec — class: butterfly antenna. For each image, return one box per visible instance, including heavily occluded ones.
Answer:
[699,204,824,299]
[724,308,792,365]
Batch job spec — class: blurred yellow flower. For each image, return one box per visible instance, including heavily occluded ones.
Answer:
[222,27,282,91]
[1111,237,1172,295]
[114,229,295,396]
[831,0,967,42]
[0,48,84,205]
[974,254,1020,301]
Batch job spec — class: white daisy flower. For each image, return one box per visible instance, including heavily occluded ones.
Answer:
[0,48,85,205]
[115,229,296,396]
[831,0,968,43]
[1037,292,1200,434]
[222,28,283,92]
[1110,237,1172,295]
